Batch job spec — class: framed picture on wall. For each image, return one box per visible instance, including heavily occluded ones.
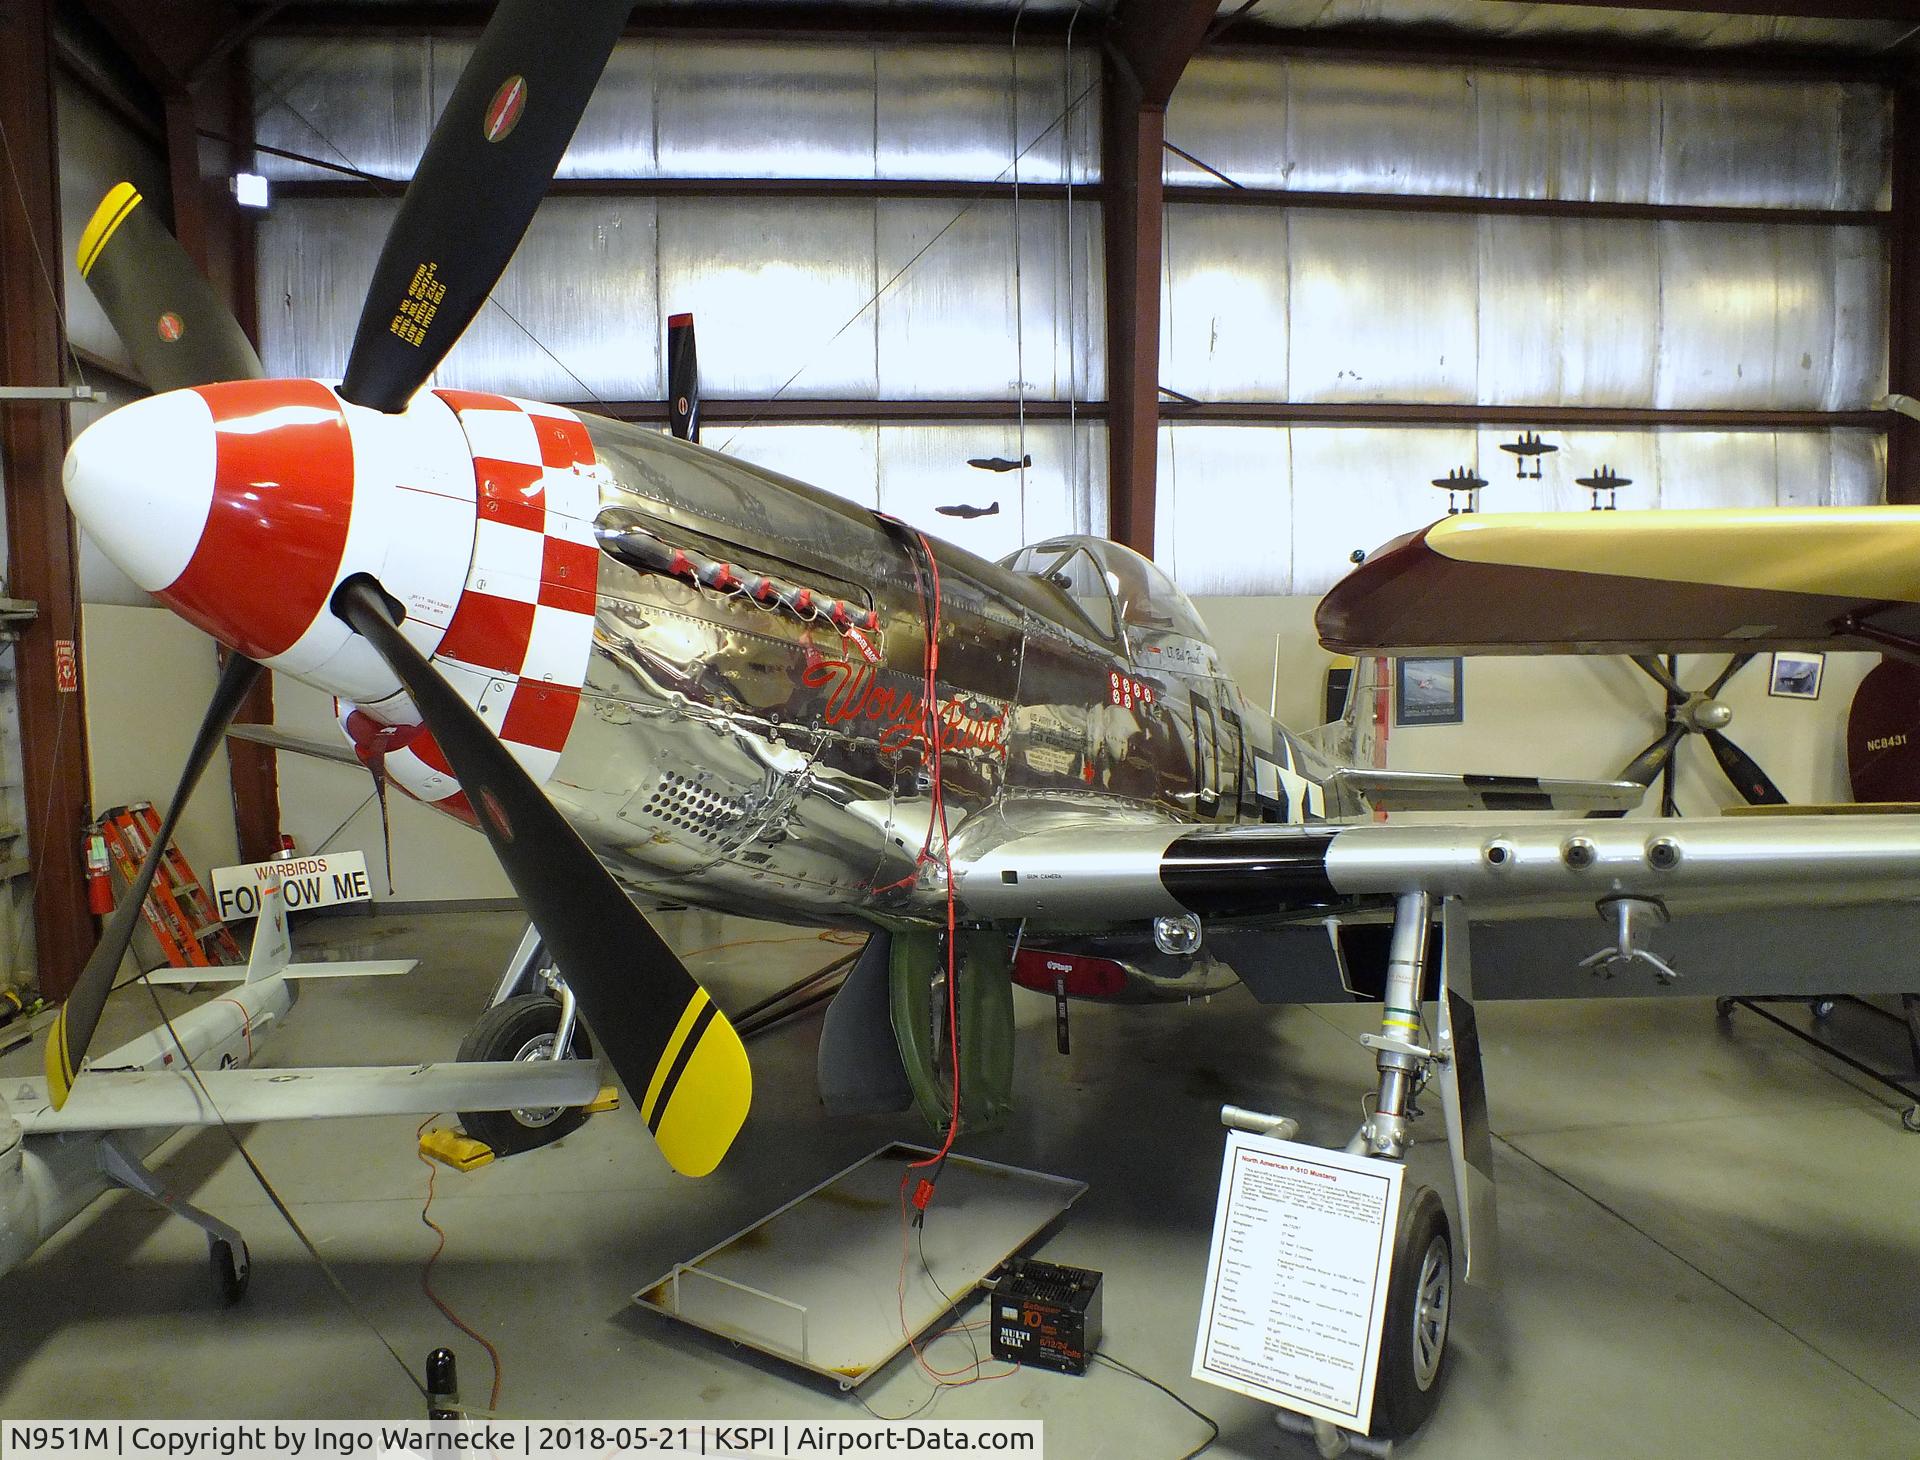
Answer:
[1769,651,1824,700]
[1395,657,1464,726]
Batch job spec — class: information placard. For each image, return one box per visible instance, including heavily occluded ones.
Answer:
[1191,1130,1406,1431]
[211,852,371,921]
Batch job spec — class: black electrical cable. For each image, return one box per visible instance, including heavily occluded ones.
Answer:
[1092,1352,1220,1460]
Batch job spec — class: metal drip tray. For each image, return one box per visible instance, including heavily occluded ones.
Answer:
[633,1142,1085,1388]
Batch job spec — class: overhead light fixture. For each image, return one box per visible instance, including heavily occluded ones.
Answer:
[1499,430,1557,480]
[1430,466,1486,516]
[231,173,270,209]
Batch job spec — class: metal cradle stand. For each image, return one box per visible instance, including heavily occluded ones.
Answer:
[1718,993,1920,1132]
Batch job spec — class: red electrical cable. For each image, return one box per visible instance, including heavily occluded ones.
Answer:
[415,1116,505,1411]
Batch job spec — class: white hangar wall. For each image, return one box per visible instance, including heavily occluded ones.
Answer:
[1153,53,1890,595]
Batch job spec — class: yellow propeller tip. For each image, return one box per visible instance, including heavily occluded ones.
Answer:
[43,1007,75,1110]
[76,182,141,279]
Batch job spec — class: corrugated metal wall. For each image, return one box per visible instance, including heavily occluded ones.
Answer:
[250,35,1104,557]
[1157,54,1892,593]
[248,35,1891,595]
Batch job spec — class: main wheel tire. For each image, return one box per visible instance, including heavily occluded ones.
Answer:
[456,994,593,1156]
[1372,1185,1453,1441]
[209,1236,250,1306]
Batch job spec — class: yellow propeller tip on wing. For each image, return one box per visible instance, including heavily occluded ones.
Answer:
[44,1006,75,1110]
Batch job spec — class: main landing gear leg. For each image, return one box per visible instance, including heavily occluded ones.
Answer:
[455,924,594,1155]
[1238,894,1494,1456]
[99,1134,250,1305]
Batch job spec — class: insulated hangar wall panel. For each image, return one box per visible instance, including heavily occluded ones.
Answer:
[250,34,1107,554]
[1155,53,1891,594]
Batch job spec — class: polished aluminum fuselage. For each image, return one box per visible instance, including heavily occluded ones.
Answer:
[542,419,1319,930]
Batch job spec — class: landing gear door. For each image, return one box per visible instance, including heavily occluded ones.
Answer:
[1435,897,1499,1285]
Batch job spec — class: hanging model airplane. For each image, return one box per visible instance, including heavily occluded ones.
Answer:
[46,0,1920,1440]
[2,882,599,1302]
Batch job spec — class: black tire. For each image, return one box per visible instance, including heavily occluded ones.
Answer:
[210,1236,250,1306]
[456,994,593,1156]
[1372,1185,1452,1441]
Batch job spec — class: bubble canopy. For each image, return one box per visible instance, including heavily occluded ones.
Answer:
[999,535,1213,646]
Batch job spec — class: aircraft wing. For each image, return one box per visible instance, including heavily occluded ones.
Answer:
[1327,769,1643,813]
[954,813,1920,927]
[225,723,361,766]
[1317,508,1920,656]
[6,1060,603,1134]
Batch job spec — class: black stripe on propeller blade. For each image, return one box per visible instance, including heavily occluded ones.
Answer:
[330,576,749,1175]
[45,651,262,1108]
[338,0,633,413]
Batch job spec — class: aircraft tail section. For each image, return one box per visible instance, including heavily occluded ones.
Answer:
[244,879,293,983]
[141,881,416,984]
[1306,653,1389,770]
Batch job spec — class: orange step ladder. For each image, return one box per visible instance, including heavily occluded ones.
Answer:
[94,803,243,970]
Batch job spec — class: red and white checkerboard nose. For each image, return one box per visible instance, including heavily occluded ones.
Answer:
[65,378,356,661]
[67,376,603,811]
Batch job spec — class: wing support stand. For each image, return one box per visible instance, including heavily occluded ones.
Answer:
[98,1133,250,1303]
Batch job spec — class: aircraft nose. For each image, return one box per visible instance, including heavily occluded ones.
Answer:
[64,379,354,660]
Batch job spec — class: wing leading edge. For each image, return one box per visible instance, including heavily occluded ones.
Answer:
[1318,508,1920,656]
[955,814,1920,925]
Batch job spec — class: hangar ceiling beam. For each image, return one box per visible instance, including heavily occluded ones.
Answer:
[0,0,95,1001]
[1892,79,1920,505]
[1525,1,1919,19]
[76,0,279,94]
[1103,0,1219,556]
[1220,23,1895,82]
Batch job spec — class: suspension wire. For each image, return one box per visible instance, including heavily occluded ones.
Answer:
[1010,4,1030,538]
[0,111,90,394]
[716,75,1098,452]
[1063,2,1082,529]
[136,974,430,1403]
[252,59,612,412]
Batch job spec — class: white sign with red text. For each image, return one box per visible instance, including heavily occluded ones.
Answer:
[211,852,371,921]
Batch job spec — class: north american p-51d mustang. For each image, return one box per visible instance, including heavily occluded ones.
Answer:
[48,0,1920,1440]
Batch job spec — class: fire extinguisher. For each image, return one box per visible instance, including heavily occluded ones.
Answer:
[84,827,114,916]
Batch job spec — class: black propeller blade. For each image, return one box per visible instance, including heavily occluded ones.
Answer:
[667,312,700,443]
[331,577,750,1176]
[1588,724,1685,819]
[45,652,263,1107]
[339,0,633,413]
[1629,654,1686,699]
[1703,652,1756,700]
[1703,728,1789,807]
[75,182,264,392]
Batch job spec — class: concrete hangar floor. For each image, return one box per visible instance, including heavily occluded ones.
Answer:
[2,907,1917,1457]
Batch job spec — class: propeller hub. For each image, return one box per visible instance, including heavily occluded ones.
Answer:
[1683,696,1733,733]
[66,379,353,662]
